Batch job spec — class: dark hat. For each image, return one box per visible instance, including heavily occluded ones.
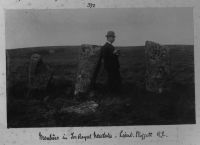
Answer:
[106,31,115,37]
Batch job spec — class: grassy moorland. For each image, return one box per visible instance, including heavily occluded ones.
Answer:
[6,45,195,127]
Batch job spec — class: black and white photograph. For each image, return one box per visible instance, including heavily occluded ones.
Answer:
[6,8,195,128]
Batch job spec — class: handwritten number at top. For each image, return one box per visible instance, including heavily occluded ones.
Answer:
[87,3,95,8]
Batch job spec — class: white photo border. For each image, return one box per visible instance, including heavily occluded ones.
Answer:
[0,0,200,145]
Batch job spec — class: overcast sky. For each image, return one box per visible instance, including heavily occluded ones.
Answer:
[6,8,193,49]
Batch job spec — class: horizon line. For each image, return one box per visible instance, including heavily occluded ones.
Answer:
[7,44,194,50]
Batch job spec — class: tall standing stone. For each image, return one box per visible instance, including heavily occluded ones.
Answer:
[74,44,101,96]
[145,41,170,93]
[27,53,53,98]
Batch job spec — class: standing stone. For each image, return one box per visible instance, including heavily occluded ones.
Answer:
[145,41,170,93]
[27,53,53,98]
[74,44,101,96]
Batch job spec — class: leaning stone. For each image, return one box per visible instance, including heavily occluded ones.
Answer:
[27,53,53,97]
[145,41,170,93]
[74,44,101,96]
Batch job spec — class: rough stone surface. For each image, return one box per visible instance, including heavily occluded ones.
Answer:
[27,54,53,97]
[60,101,99,115]
[74,44,101,96]
[145,41,170,93]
